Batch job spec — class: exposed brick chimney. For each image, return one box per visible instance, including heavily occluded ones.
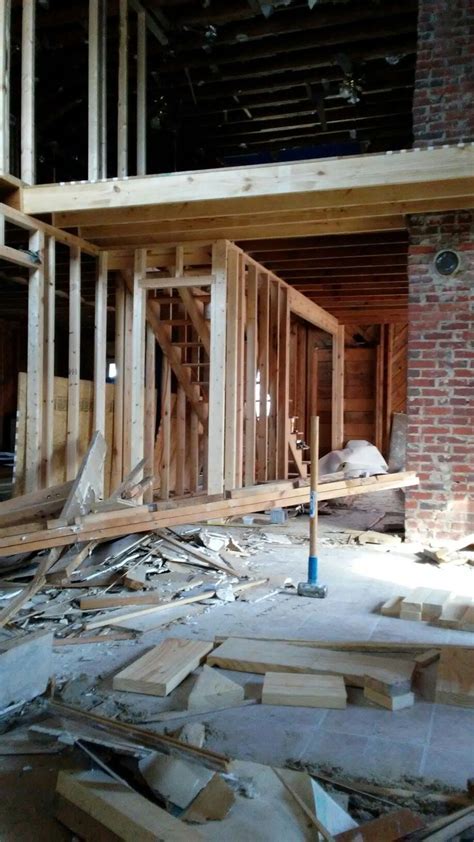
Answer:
[405,0,474,543]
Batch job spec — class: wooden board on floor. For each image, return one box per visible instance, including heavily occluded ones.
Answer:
[435,646,474,708]
[208,639,415,692]
[334,808,424,841]
[262,672,347,709]
[56,769,201,840]
[113,638,214,696]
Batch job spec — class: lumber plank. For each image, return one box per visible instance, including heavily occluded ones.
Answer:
[208,639,415,691]
[57,770,201,840]
[334,808,424,841]
[435,646,474,708]
[363,687,415,710]
[113,638,214,696]
[262,672,347,709]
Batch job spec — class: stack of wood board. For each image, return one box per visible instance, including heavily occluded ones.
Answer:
[113,638,214,696]
[380,590,474,631]
[262,672,347,709]
[207,638,415,694]
[0,471,419,559]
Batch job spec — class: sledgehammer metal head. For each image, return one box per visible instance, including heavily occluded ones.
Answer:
[297,581,328,598]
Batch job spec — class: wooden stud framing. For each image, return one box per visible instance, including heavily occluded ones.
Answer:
[136,7,147,176]
[177,288,211,356]
[88,0,101,180]
[112,276,125,487]
[244,262,258,487]
[189,386,200,493]
[41,235,55,487]
[0,0,11,173]
[375,325,385,452]
[99,0,107,176]
[175,385,186,496]
[66,246,81,480]
[160,353,171,500]
[93,252,108,442]
[385,323,395,452]
[207,240,227,494]
[21,0,35,184]
[267,279,280,481]
[331,324,345,451]
[117,0,128,178]
[122,284,133,476]
[277,285,290,479]
[143,322,155,502]
[130,249,146,471]
[224,245,240,491]
[256,272,270,483]
[25,229,44,492]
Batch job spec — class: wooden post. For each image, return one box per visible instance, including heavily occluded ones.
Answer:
[375,325,385,452]
[224,244,239,491]
[41,235,55,487]
[122,283,133,475]
[385,323,395,453]
[277,285,290,479]
[207,240,227,495]
[160,353,171,500]
[136,7,146,175]
[88,0,100,180]
[112,276,125,487]
[99,0,107,176]
[66,246,81,480]
[175,385,186,496]
[143,322,155,502]
[25,229,44,492]
[0,0,11,173]
[256,272,270,482]
[21,0,36,184]
[130,248,146,471]
[117,0,128,177]
[331,324,345,451]
[93,251,108,441]
[244,262,257,486]
[267,279,280,481]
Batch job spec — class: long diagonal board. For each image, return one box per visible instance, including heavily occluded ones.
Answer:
[113,638,214,696]
[208,639,415,692]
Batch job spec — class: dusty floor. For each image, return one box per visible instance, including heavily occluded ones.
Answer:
[1,494,474,839]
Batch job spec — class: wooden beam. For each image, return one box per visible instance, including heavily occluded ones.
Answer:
[23,147,474,217]
[130,248,146,470]
[256,272,270,483]
[0,0,11,173]
[140,274,213,290]
[277,285,290,479]
[143,322,155,502]
[117,0,128,178]
[25,229,44,492]
[244,262,257,486]
[93,251,108,443]
[21,0,35,184]
[224,245,240,491]
[0,243,41,269]
[112,276,125,487]
[288,286,338,335]
[0,202,101,257]
[88,0,100,180]
[331,324,345,451]
[66,246,81,480]
[136,7,146,175]
[160,353,171,500]
[41,235,55,487]
[207,240,227,494]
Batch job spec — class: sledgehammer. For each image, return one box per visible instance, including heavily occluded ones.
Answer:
[297,416,328,599]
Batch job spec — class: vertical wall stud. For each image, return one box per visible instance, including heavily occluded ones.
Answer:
[136,8,147,175]
[0,0,11,173]
[25,229,44,492]
[66,246,81,480]
[331,324,345,452]
[21,0,36,184]
[117,0,128,177]
[42,235,55,487]
[112,276,125,487]
[93,251,108,438]
[144,322,155,502]
[207,240,227,494]
[244,262,258,486]
[130,248,146,470]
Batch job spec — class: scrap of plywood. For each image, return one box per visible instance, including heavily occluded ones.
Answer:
[139,753,214,809]
[56,769,200,840]
[380,596,404,618]
[187,664,245,710]
[334,808,424,841]
[0,631,53,708]
[364,687,415,710]
[183,773,235,823]
[262,672,347,709]
[435,646,474,708]
[422,590,453,621]
[435,596,471,629]
[207,639,415,692]
[113,638,214,696]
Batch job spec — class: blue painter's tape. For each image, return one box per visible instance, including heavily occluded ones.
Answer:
[308,555,318,585]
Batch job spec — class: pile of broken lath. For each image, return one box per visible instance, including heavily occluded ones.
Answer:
[2,631,474,840]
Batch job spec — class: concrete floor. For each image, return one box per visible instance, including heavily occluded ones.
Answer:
[1,497,474,838]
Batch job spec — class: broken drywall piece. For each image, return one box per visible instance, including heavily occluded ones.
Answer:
[0,631,53,708]
[311,778,358,836]
[139,753,213,809]
[178,722,206,748]
[187,665,245,710]
[183,774,235,823]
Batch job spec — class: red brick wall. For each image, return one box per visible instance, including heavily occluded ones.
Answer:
[413,0,474,146]
[406,211,474,542]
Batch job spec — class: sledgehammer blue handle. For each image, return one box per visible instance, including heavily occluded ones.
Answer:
[308,555,318,585]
